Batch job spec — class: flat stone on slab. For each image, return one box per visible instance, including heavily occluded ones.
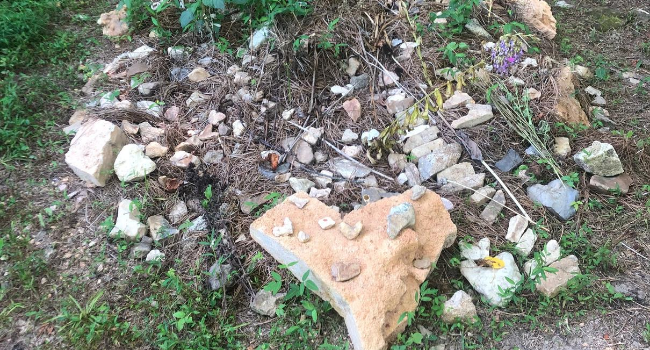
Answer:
[318,217,336,229]
[387,203,415,239]
[479,190,506,223]
[443,91,475,110]
[331,262,361,282]
[527,179,579,221]
[250,190,456,350]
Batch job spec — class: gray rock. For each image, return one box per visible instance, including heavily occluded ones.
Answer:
[464,18,493,39]
[350,73,369,90]
[168,201,188,224]
[441,290,478,324]
[138,82,159,96]
[410,139,445,161]
[411,185,426,200]
[289,177,315,193]
[479,190,505,223]
[203,150,224,164]
[249,25,271,50]
[314,151,328,163]
[294,140,314,164]
[404,163,421,186]
[387,203,415,239]
[527,179,579,221]
[418,143,463,181]
[460,252,522,306]
[208,262,233,290]
[437,162,474,184]
[188,216,208,232]
[403,126,440,153]
[573,141,623,176]
[147,215,179,242]
[495,149,523,172]
[329,157,372,179]
[439,173,485,193]
[250,289,286,316]
[313,170,334,188]
[360,129,380,146]
[171,67,191,81]
[131,242,152,259]
[469,186,496,205]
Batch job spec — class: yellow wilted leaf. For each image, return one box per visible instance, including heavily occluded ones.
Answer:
[481,256,505,269]
[433,88,444,109]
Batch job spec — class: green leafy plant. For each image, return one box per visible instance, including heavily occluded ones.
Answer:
[317,18,347,57]
[561,172,580,188]
[202,185,213,208]
[430,0,480,37]
[440,41,470,67]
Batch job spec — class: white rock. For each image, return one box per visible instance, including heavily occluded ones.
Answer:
[330,84,354,96]
[128,45,154,59]
[443,91,474,109]
[186,91,210,107]
[524,239,561,277]
[147,215,178,241]
[188,67,210,82]
[505,215,528,243]
[233,71,251,86]
[318,217,336,229]
[521,57,538,68]
[309,187,331,200]
[346,57,361,76]
[273,217,293,236]
[168,201,188,224]
[386,94,415,114]
[508,76,525,86]
[585,86,602,96]
[282,109,295,120]
[361,129,380,146]
[137,101,163,117]
[343,145,362,158]
[378,71,399,87]
[287,195,309,209]
[249,25,271,50]
[526,88,541,100]
[451,104,494,129]
[302,127,323,145]
[146,249,165,262]
[459,237,490,260]
[138,82,159,96]
[460,252,522,306]
[208,110,227,125]
[109,199,147,241]
[233,120,246,137]
[297,231,310,243]
[289,177,315,193]
[114,144,156,182]
[170,151,200,168]
[167,46,187,60]
[341,129,358,143]
[441,290,478,324]
[65,119,128,186]
[515,228,537,256]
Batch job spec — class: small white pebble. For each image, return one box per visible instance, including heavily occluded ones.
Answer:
[318,217,336,229]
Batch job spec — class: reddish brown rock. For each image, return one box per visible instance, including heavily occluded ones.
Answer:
[250,189,457,350]
[589,174,632,194]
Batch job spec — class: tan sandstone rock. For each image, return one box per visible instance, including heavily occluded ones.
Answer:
[97,7,129,37]
[65,119,128,186]
[250,189,457,350]
[508,0,557,39]
[553,66,589,125]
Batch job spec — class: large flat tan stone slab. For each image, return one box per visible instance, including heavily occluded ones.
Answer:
[250,189,457,350]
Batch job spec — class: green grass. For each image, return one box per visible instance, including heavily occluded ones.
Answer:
[0,0,99,164]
